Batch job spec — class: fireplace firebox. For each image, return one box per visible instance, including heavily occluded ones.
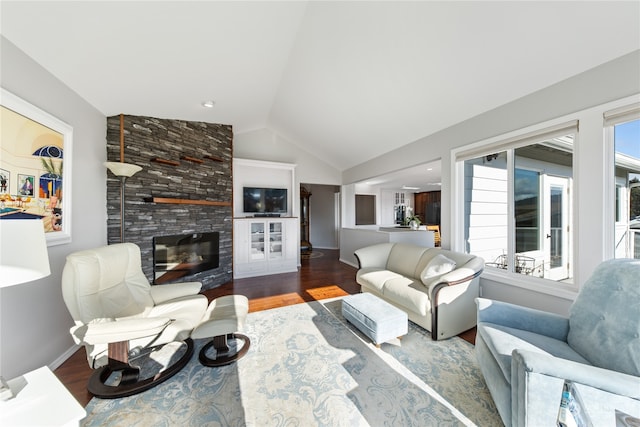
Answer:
[153,232,219,284]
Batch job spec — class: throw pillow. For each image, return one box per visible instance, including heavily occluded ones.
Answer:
[420,254,457,288]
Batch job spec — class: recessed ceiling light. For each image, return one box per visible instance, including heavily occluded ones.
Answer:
[202,100,215,108]
[402,186,420,190]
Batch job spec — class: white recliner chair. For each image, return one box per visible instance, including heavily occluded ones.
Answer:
[62,243,250,398]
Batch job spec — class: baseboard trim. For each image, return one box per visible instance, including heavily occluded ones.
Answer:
[339,258,358,268]
[50,344,81,371]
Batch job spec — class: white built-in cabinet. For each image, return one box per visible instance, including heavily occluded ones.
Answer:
[233,217,298,278]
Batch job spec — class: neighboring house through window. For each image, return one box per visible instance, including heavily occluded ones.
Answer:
[457,122,577,285]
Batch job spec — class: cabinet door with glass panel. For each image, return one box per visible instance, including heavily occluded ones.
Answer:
[250,221,266,261]
[268,221,284,260]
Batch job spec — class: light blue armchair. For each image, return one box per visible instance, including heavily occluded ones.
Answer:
[476,258,640,426]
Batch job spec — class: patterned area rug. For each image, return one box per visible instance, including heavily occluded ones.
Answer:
[83,298,501,426]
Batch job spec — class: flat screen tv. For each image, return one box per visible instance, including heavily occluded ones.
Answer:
[243,187,287,214]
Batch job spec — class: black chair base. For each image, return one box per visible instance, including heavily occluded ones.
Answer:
[199,333,251,367]
[88,338,194,399]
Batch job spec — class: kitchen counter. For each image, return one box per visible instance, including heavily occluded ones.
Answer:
[378,226,422,232]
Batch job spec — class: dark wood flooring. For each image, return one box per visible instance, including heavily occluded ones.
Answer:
[53,248,476,407]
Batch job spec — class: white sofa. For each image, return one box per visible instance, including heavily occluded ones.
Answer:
[354,242,484,340]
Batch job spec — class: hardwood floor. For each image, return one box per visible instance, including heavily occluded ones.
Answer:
[53,248,475,407]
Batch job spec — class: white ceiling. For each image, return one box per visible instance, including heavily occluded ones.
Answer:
[2,1,639,183]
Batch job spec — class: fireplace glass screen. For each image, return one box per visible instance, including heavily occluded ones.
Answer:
[153,232,219,284]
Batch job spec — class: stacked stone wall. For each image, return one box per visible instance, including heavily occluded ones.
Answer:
[106,115,233,290]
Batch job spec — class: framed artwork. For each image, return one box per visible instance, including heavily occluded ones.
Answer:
[0,168,9,194]
[17,174,35,197]
[1,88,73,246]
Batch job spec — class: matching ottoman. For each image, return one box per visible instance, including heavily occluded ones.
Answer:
[342,292,408,347]
[191,295,251,366]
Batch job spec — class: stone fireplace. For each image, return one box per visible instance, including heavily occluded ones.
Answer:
[106,115,233,290]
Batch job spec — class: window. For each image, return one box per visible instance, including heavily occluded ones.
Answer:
[515,168,540,253]
[607,106,640,259]
[458,122,576,283]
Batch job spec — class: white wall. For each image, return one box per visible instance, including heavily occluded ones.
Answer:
[341,184,356,229]
[308,184,339,249]
[1,37,107,378]
[234,128,341,185]
[341,50,640,315]
[379,190,396,225]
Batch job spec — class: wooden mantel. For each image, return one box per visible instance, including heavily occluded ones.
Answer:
[145,197,231,206]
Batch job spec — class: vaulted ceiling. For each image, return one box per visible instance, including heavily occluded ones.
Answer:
[2,1,639,173]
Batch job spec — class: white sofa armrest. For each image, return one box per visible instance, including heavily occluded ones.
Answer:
[71,317,172,345]
[427,264,482,340]
[427,266,480,295]
[149,281,203,304]
[354,243,395,269]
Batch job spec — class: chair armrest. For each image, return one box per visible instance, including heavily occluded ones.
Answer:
[511,349,640,426]
[513,349,640,399]
[354,243,395,269]
[476,297,569,341]
[149,281,203,304]
[71,317,172,345]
